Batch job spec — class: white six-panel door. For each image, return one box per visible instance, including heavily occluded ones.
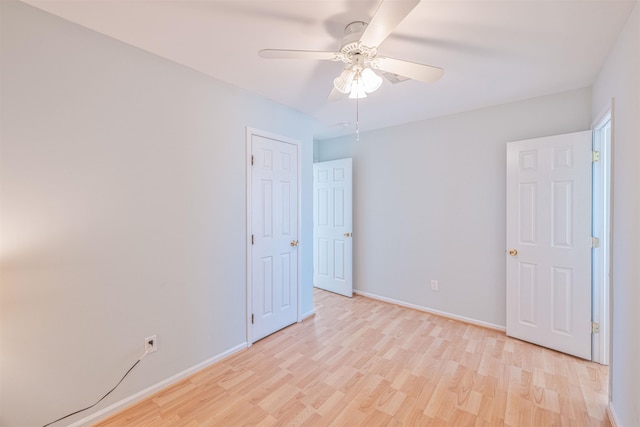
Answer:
[506,131,592,359]
[250,133,298,342]
[313,159,353,297]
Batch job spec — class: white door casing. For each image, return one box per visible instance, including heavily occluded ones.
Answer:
[247,128,300,343]
[591,106,612,366]
[506,131,592,360]
[313,159,353,297]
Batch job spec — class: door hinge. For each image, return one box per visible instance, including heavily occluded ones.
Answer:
[251,314,254,324]
[251,155,254,166]
[592,236,600,248]
[592,151,601,162]
[592,322,600,334]
[251,234,254,245]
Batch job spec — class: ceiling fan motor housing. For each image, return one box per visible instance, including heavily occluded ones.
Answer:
[340,21,369,55]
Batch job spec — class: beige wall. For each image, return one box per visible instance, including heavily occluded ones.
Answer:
[0,1,316,425]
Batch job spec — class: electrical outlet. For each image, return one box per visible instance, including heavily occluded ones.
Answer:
[145,335,157,353]
[431,280,439,291]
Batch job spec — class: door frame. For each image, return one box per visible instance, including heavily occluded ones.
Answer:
[591,100,614,366]
[245,127,303,346]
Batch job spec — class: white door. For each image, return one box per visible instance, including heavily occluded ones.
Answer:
[506,131,592,360]
[249,132,299,342]
[313,159,353,297]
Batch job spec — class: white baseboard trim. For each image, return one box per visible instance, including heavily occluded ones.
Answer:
[607,402,622,427]
[68,342,248,427]
[354,290,506,332]
[300,309,315,321]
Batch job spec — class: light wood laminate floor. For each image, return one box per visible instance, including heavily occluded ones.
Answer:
[96,289,609,426]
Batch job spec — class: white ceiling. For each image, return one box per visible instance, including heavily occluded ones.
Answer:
[22,0,636,139]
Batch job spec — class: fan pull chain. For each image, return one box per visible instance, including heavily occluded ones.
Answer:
[355,94,360,142]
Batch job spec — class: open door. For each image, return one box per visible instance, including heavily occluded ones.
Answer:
[313,159,353,297]
[506,131,592,359]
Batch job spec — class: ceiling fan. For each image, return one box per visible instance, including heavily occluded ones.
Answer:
[258,0,444,100]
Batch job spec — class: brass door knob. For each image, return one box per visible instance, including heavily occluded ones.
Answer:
[290,240,299,247]
[508,249,518,256]
[344,232,353,237]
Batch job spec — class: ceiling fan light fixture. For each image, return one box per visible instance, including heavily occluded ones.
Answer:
[334,52,383,99]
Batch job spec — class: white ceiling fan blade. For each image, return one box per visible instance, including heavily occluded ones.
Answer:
[258,49,339,60]
[373,56,443,83]
[328,87,344,102]
[359,0,420,49]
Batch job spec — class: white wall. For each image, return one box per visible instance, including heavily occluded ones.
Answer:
[316,88,592,328]
[591,3,640,426]
[0,2,315,425]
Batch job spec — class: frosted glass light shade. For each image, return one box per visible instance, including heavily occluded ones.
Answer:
[361,67,382,93]
[348,80,368,99]
[333,68,355,94]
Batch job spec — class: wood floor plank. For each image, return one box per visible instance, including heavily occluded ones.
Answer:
[95,289,610,426]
